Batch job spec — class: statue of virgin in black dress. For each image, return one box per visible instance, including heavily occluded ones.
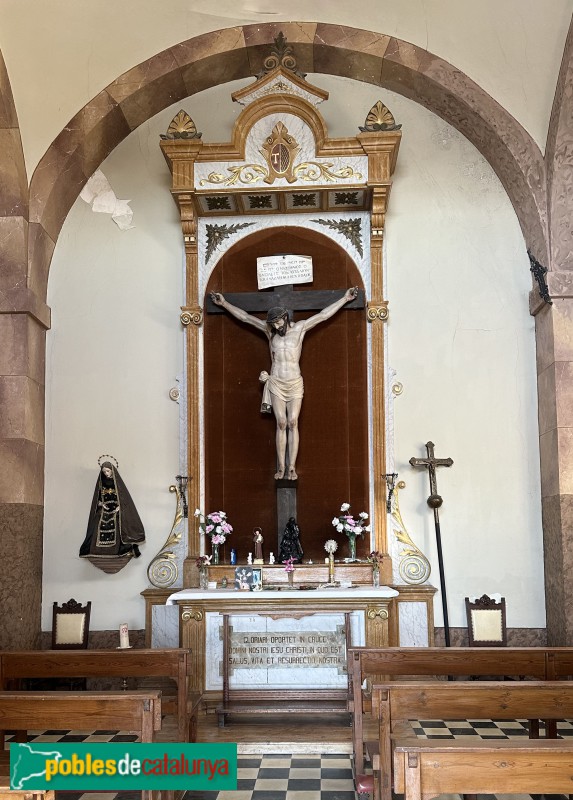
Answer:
[278,516,304,563]
[79,461,145,574]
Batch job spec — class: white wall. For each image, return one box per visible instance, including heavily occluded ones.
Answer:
[0,0,570,174]
[43,74,543,631]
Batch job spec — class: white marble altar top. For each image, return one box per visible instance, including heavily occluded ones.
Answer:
[166,586,399,604]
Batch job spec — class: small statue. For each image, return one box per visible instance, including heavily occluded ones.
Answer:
[269,552,275,565]
[247,552,253,565]
[279,516,304,563]
[253,528,264,563]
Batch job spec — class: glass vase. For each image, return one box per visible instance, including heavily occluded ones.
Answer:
[372,565,380,588]
[348,534,357,561]
[212,542,220,565]
[288,570,294,588]
[199,567,209,591]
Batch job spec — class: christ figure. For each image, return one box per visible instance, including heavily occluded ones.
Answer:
[210,286,358,480]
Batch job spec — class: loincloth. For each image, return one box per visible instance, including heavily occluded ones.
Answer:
[260,374,304,413]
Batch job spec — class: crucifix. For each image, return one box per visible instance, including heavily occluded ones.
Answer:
[207,278,364,541]
[409,441,454,645]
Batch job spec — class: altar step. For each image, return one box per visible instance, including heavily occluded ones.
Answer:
[216,699,350,728]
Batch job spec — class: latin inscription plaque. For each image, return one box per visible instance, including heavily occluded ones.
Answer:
[228,627,346,674]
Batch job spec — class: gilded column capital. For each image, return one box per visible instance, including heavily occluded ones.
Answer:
[367,300,389,322]
[180,306,203,326]
[367,606,389,620]
[181,605,204,622]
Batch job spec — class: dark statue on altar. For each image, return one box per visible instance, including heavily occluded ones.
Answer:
[279,516,304,563]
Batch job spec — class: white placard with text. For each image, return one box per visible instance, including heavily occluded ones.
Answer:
[257,254,313,290]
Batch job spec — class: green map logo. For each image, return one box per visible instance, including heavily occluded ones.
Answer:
[11,742,237,791]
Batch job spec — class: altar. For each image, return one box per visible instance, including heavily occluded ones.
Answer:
[166,585,399,695]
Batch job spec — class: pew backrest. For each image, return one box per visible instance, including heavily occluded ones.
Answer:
[348,646,548,775]
[373,679,573,722]
[393,739,573,800]
[374,680,573,800]
[0,690,161,741]
[1,649,190,741]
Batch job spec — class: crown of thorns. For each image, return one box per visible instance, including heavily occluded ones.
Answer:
[266,306,289,324]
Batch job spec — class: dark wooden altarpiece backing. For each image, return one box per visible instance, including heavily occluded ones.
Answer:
[205,226,369,562]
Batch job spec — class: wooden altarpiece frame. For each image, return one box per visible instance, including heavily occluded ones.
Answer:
[160,56,401,586]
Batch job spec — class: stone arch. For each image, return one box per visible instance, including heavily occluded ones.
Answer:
[1,22,556,646]
[28,21,548,304]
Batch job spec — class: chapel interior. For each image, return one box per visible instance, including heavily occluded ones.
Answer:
[2,1,573,794]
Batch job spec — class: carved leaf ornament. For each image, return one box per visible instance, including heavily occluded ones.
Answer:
[359,101,402,132]
[160,110,202,140]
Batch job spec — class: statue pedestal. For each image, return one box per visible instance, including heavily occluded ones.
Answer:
[276,478,297,546]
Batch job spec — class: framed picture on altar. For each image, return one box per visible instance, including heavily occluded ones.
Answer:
[234,566,253,591]
[251,568,263,591]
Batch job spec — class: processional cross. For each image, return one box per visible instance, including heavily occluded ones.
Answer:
[207,280,364,541]
[409,441,454,646]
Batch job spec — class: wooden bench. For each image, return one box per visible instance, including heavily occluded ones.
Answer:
[0,690,161,800]
[373,680,573,800]
[347,645,547,776]
[393,738,573,800]
[1,648,193,742]
[216,613,351,726]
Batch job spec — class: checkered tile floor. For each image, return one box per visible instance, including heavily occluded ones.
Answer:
[7,719,573,799]
[412,717,573,739]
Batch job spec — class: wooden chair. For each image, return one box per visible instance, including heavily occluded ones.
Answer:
[465,594,506,646]
[52,598,91,649]
[49,598,91,690]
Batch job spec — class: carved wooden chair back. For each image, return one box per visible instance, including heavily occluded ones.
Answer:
[465,594,507,646]
[52,598,91,649]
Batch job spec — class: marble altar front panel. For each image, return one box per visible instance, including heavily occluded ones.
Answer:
[205,610,365,691]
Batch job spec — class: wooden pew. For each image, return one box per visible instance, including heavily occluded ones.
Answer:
[1,648,193,742]
[348,646,547,776]
[0,690,161,800]
[393,739,573,800]
[373,680,573,800]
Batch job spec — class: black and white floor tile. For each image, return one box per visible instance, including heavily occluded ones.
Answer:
[7,719,573,799]
[412,718,573,739]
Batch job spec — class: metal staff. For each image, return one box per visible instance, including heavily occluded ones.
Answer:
[409,442,453,646]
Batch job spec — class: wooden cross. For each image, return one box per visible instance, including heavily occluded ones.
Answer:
[206,284,364,317]
[206,279,364,544]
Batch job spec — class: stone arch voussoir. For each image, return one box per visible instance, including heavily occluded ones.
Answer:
[28,21,549,305]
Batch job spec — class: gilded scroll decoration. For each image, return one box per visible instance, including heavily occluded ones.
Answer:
[182,606,204,622]
[311,218,363,256]
[366,301,389,322]
[359,101,402,132]
[160,110,202,140]
[200,164,269,188]
[147,482,187,588]
[180,306,203,326]
[205,222,255,263]
[294,162,362,183]
[391,481,431,585]
[367,607,389,620]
